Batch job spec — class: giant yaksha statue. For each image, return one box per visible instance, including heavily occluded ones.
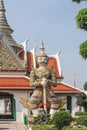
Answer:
[29,42,59,116]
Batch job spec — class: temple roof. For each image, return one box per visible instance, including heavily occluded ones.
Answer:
[0,1,81,94]
[0,0,13,34]
[0,0,23,53]
[0,76,31,89]
[19,51,63,76]
[47,56,60,77]
[0,76,81,93]
[51,82,81,93]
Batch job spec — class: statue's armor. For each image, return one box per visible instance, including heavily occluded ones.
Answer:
[29,67,59,110]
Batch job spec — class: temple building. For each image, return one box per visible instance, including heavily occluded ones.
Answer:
[0,0,81,122]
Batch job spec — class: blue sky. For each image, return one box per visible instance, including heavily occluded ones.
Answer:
[4,0,87,89]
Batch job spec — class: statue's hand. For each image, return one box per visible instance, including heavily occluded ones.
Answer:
[41,77,48,86]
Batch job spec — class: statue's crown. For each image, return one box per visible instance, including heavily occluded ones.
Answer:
[37,40,48,58]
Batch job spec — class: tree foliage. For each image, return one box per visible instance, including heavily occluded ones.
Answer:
[79,40,87,60]
[76,115,87,126]
[76,91,87,111]
[76,8,87,31]
[76,92,86,106]
[52,111,72,130]
[75,7,87,59]
[72,0,87,3]
[84,82,87,90]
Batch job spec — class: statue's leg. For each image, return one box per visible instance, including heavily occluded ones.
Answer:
[47,88,59,115]
[29,87,43,116]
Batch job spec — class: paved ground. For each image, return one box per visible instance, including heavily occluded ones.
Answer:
[0,122,26,130]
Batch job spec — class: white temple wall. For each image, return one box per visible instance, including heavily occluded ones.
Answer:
[0,90,79,122]
[56,93,78,112]
[0,90,32,122]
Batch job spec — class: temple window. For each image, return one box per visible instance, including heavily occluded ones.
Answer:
[67,95,72,112]
[0,92,16,121]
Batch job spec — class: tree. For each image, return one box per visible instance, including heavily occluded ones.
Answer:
[79,40,87,60]
[76,92,86,106]
[71,0,87,59]
[76,92,87,111]
[72,0,87,3]
[52,111,72,130]
[76,8,87,31]
[84,81,87,90]
[75,7,87,59]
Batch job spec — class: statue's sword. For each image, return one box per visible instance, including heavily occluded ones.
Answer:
[42,77,47,113]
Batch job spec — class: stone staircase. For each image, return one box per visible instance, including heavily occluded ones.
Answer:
[0,121,25,130]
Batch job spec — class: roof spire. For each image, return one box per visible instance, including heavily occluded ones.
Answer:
[0,0,13,34]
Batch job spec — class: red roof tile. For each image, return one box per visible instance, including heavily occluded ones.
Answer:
[27,52,34,73]
[18,50,24,60]
[47,57,59,76]
[0,77,30,89]
[18,51,61,77]
[52,82,80,93]
[0,77,81,93]
[27,52,60,76]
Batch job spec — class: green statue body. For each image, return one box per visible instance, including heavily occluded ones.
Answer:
[29,42,59,116]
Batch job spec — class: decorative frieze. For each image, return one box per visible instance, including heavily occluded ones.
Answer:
[0,43,21,70]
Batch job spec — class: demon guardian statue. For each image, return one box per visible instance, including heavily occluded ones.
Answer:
[29,42,59,116]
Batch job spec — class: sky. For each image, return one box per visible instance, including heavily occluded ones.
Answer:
[4,0,87,89]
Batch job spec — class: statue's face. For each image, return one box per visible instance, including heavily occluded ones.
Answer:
[37,56,48,67]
